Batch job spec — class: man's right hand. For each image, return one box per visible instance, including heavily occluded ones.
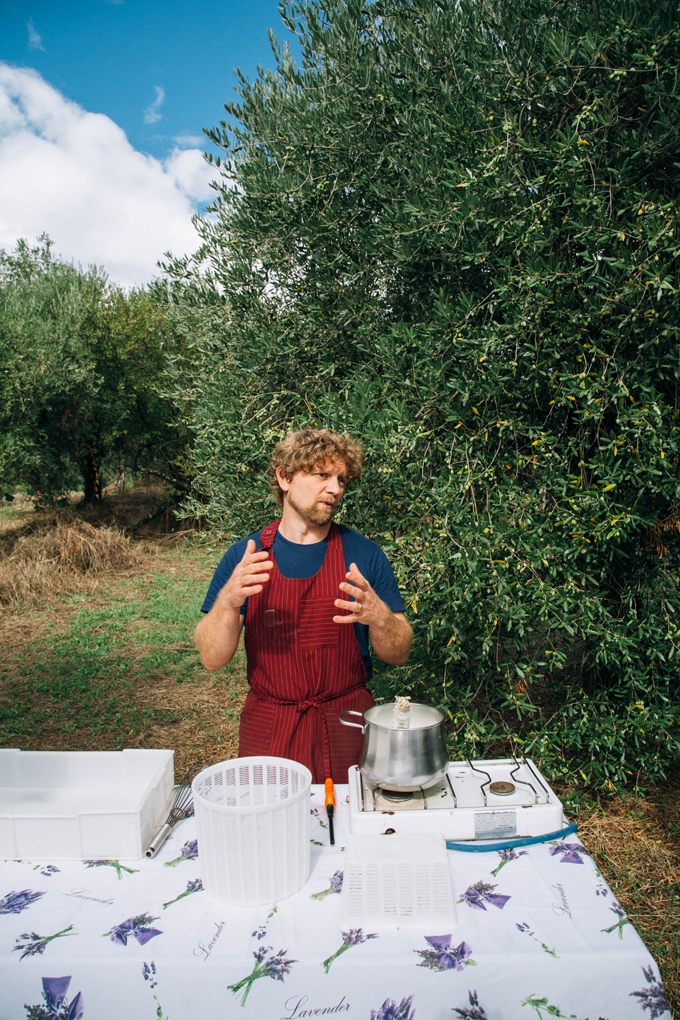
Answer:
[219,539,273,608]
[195,540,273,670]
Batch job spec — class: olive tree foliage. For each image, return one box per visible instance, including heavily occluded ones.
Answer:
[0,237,185,503]
[164,0,680,788]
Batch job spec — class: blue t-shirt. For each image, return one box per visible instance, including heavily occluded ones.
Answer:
[201,524,406,678]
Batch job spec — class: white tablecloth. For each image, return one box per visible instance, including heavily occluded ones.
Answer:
[0,785,670,1020]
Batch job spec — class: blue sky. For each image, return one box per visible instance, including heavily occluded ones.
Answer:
[0,1,297,285]
[1,0,293,159]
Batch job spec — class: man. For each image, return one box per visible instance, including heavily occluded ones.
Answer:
[195,429,412,783]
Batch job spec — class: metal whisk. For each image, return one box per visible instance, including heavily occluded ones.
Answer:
[145,761,203,858]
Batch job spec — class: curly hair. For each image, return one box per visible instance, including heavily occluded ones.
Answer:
[268,429,364,507]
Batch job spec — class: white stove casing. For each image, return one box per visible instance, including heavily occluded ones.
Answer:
[348,759,565,841]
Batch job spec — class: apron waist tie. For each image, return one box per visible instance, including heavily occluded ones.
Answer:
[252,682,367,780]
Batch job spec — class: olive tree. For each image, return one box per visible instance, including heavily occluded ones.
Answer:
[165,0,680,789]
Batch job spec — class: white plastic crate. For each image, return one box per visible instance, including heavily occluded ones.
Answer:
[193,756,311,906]
[341,833,458,928]
[0,748,174,860]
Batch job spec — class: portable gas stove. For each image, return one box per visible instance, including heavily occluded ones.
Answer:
[348,758,565,841]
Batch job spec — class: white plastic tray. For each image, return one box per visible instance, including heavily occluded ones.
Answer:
[341,833,457,928]
[0,749,174,860]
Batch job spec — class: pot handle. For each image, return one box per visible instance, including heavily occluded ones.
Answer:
[338,710,366,732]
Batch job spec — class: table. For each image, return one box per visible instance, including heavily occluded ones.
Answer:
[0,785,670,1020]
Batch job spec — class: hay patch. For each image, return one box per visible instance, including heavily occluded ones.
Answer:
[0,518,138,608]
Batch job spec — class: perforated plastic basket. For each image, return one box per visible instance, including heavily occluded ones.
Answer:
[341,833,457,928]
[192,757,312,906]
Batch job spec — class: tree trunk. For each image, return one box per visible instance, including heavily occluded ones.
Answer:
[82,448,102,504]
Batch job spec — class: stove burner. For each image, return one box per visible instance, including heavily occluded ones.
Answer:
[489,781,515,797]
[379,788,415,803]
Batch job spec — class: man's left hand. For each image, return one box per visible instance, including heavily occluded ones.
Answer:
[333,563,390,627]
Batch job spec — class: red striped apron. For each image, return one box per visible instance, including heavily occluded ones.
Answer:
[238,519,374,783]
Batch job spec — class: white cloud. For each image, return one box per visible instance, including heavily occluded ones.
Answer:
[0,64,216,287]
[26,20,44,52]
[174,133,204,147]
[143,85,164,125]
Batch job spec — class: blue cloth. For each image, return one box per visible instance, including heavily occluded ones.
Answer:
[200,524,406,678]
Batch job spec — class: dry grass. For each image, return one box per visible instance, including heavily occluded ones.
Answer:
[579,776,680,1014]
[0,516,138,607]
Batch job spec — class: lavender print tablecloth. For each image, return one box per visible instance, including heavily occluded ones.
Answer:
[0,785,670,1020]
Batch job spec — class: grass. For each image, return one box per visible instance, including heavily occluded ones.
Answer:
[0,499,248,774]
[0,493,679,1013]
[578,782,680,1011]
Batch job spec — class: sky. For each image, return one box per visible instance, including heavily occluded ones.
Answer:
[0,1,296,287]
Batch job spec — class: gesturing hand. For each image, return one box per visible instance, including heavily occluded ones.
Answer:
[333,562,390,627]
[220,539,273,609]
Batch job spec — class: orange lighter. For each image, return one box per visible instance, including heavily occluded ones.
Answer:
[324,777,336,846]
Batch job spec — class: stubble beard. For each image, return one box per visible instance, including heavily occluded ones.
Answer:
[286,492,339,527]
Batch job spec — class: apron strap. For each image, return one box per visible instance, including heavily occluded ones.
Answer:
[259,519,282,551]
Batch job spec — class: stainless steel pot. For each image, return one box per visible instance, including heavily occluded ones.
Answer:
[339,702,447,791]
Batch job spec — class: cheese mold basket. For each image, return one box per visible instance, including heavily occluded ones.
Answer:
[192,756,311,906]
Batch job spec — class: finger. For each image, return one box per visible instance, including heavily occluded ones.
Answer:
[244,557,273,571]
[241,572,272,585]
[241,584,264,596]
[333,613,357,624]
[334,598,362,613]
[339,582,365,598]
[241,539,257,560]
[346,563,368,588]
[241,542,271,565]
[240,557,273,574]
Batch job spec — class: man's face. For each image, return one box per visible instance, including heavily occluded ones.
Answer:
[277,460,347,526]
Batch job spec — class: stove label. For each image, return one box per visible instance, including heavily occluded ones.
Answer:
[474,810,517,839]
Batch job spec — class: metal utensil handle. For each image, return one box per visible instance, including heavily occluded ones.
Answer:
[338,710,365,732]
[145,822,174,859]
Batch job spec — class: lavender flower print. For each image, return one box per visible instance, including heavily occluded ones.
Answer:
[491,848,528,877]
[601,901,631,939]
[228,945,297,1006]
[103,913,162,946]
[516,923,559,959]
[14,862,60,878]
[311,871,343,900]
[457,881,510,911]
[0,889,45,915]
[322,929,379,974]
[630,965,670,1018]
[143,961,169,1020]
[415,935,476,972]
[453,990,489,1020]
[548,842,590,865]
[164,839,198,868]
[84,859,138,880]
[252,925,267,940]
[23,975,84,1020]
[520,994,576,1018]
[14,925,76,960]
[162,878,203,909]
[370,995,416,1020]
[310,806,328,829]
